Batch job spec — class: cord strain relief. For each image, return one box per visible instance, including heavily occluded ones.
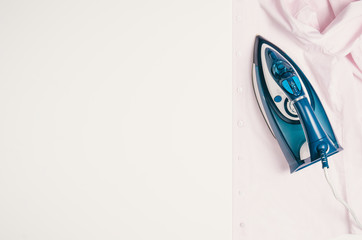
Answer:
[320,150,329,168]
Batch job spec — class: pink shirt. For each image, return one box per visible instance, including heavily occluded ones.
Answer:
[233,0,362,239]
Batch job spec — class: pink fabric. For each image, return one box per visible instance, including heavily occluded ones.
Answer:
[233,0,362,239]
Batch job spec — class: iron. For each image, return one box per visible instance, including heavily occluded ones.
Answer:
[252,36,343,173]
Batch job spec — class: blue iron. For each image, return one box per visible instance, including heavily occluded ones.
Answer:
[252,36,343,173]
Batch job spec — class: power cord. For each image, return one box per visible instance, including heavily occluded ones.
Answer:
[323,167,362,230]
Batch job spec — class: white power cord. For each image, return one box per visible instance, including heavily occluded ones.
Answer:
[323,167,362,230]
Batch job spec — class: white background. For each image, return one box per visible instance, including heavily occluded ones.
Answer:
[0,1,231,239]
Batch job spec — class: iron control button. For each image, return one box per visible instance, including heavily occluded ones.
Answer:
[282,80,293,94]
[274,95,282,102]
